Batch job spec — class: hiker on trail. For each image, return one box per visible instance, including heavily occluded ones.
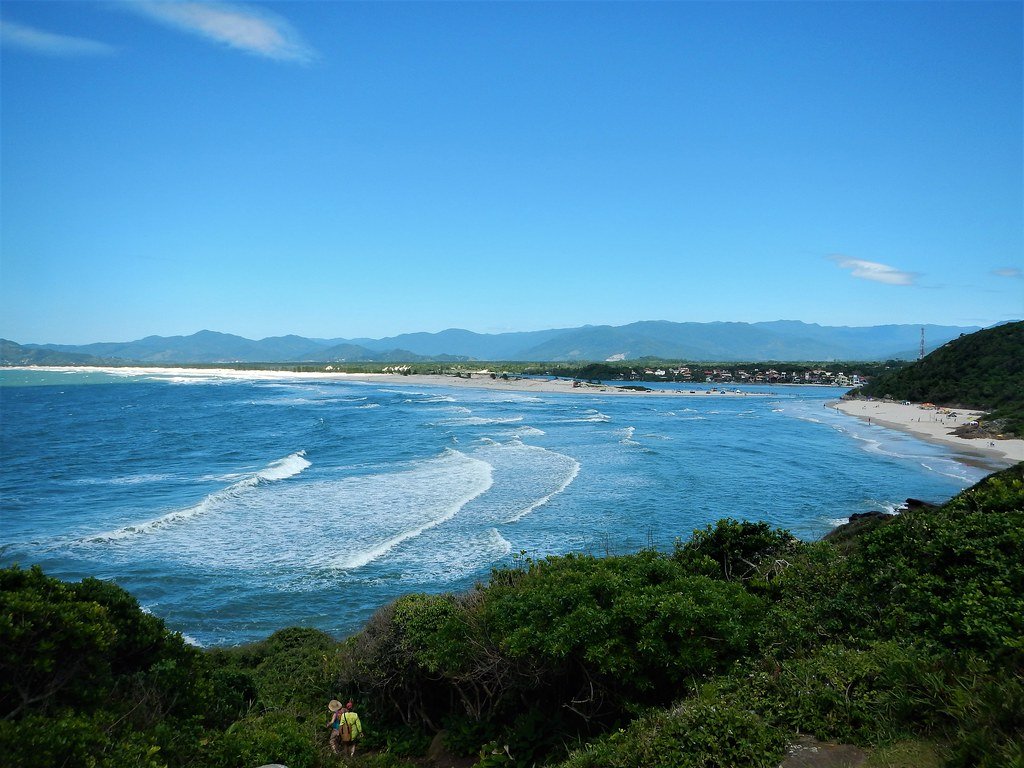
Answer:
[328,699,363,757]
[328,700,345,754]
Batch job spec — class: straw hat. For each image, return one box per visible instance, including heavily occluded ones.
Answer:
[328,700,343,712]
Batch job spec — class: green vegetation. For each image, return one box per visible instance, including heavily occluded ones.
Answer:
[856,321,1024,437]
[3,465,1022,767]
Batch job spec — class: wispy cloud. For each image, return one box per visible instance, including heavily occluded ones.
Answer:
[124,1,315,63]
[830,255,919,286]
[0,19,115,56]
[991,267,1022,279]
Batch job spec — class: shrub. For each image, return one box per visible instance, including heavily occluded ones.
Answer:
[202,710,320,768]
[673,518,801,583]
[557,698,786,768]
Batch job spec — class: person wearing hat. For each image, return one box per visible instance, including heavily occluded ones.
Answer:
[327,699,363,757]
[327,700,344,754]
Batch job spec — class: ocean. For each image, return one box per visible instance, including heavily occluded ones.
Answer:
[0,368,991,647]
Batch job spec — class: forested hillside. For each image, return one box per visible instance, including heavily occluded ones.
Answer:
[856,321,1024,436]
[2,464,1022,768]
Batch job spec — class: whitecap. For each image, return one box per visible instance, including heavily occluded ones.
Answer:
[74,473,174,486]
[436,415,525,426]
[79,451,311,542]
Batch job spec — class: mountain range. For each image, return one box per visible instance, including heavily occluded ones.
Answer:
[0,321,989,365]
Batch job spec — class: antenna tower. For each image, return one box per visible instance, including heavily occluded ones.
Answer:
[919,327,925,359]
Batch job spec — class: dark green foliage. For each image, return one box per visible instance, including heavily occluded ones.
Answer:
[198,626,348,768]
[733,641,925,744]
[846,466,1024,658]
[203,710,322,768]
[673,518,801,582]
[484,550,764,698]
[558,699,787,768]
[943,460,1024,514]
[204,664,259,728]
[0,565,208,767]
[0,710,168,768]
[858,321,1024,435]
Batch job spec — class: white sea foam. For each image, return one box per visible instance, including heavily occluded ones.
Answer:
[79,451,311,542]
[198,472,247,482]
[616,426,640,446]
[437,415,525,426]
[257,452,312,481]
[497,444,581,524]
[557,409,611,424]
[871,500,905,515]
[490,527,513,556]
[405,395,457,404]
[382,525,514,582]
[330,450,493,570]
[74,473,174,486]
[358,403,380,409]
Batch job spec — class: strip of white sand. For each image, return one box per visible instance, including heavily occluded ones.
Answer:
[10,366,767,397]
[833,399,1024,465]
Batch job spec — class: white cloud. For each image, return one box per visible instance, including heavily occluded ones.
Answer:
[992,267,1022,279]
[0,19,115,56]
[125,1,315,63]
[830,255,919,286]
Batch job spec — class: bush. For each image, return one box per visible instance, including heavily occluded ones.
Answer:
[557,699,786,768]
[0,565,208,767]
[203,710,320,768]
[730,642,924,744]
[485,549,765,702]
[673,518,801,583]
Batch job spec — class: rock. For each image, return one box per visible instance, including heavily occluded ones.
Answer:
[847,511,891,523]
[425,730,476,768]
[779,735,868,768]
[426,730,449,762]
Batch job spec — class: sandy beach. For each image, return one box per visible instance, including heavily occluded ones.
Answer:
[833,399,1024,466]
[14,366,769,398]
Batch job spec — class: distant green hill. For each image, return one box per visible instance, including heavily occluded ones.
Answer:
[12,321,981,364]
[0,339,122,367]
[856,321,1024,436]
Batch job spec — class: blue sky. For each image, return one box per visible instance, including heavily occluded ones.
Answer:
[1,1,1021,344]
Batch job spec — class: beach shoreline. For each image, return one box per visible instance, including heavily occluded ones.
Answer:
[4,365,772,397]
[832,398,1024,466]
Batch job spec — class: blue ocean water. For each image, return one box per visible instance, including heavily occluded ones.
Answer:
[0,369,993,647]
